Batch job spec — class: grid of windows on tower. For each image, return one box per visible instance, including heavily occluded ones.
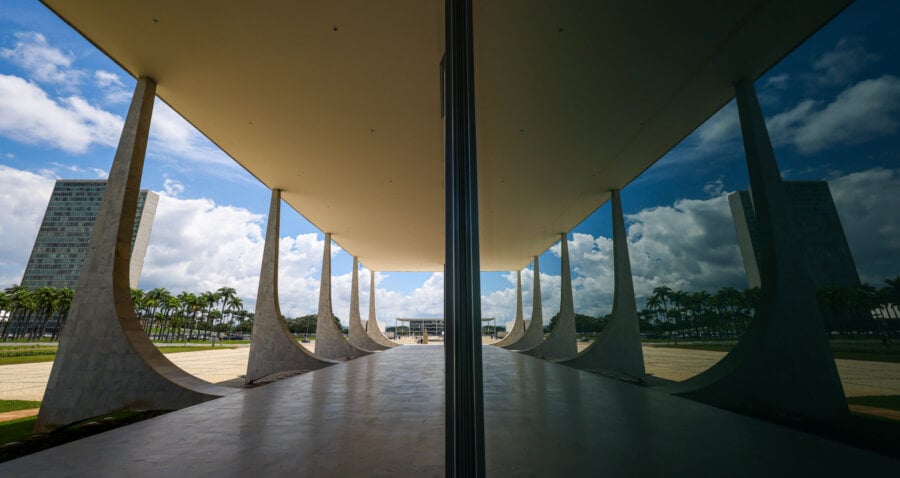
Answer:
[19,181,150,290]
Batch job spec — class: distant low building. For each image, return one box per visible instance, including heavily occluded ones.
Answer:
[20,180,158,290]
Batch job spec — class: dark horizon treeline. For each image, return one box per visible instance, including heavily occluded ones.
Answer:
[553,276,900,340]
[3,276,898,342]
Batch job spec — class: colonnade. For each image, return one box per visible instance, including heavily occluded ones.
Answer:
[34,74,847,434]
[492,79,847,423]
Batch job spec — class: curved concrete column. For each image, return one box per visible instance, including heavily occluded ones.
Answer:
[314,233,372,360]
[663,80,847,423]
[521,234,577,360]
[493,270,525,348]
[246,189,335,383]
[366,270,399,348]
[35,78,234,433]
[561,189,645,378]
[348,257,388,351]
[506,257,545,351]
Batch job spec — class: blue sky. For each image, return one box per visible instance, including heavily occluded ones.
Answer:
[1,0,898,326]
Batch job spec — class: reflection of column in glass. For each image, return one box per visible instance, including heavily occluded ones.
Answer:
[665,79,847,422]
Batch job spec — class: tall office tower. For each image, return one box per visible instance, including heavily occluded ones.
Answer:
[20,180,159,290]
[729,181,862,290]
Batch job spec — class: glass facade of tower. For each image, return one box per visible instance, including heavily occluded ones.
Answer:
[20,180,154,290]
[731,181,862,290]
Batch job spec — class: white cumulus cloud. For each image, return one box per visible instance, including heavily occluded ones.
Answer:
[0,31,84,86]
[829,168,900,285]
[767,75,900,154]
[0,165,55,288]
[0,73,123,153]
[812,38,879,86]
[147,102,249,183]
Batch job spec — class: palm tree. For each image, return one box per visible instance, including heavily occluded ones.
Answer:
[131,288,147,329]
[176,291,197,341]
[216,287,238,333]
[224,295,243,331]
[32,287,58,340]
[0,289,10,340]
[650,286,675,343]
[3,286,35,341]
[199,291,219,340]
[645,295,665,336]
[140,288,162,338]
[161,294,180,341]
[52,288,74,340]
[669,290,690,341]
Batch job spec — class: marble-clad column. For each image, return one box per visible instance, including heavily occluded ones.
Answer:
[561,189,645,377]
[521,234,577,361]
[246,189,335,383]
[314,233,371,360]
[36,78,233,433]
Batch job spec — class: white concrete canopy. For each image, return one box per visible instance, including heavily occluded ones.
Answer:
[41,0,852,271]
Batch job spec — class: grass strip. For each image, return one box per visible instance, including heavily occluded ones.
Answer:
[157,345,237,353]
[0,345,236,366]
[0,417,37,447]
[647,342,900,363]
[0,410,170,463]
[847,395,900,412]
[0,401,41,414]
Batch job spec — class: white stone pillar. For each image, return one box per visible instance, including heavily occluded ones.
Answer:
[246,189,334,382]
[366,269,399,347]
[562,189,645,377]
[522,234,577,360]
[494,269,525,348]
[314,233,371,360]
[507,256,545,351]
[35,77,233,432]
[348,257,387,350]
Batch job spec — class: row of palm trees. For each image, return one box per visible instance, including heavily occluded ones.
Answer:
[637,276,900,340]
[639,286,759,341]
[0,285,74,341]
[131,286,252,341]
[817,277,900,334]
[0,285,252,342]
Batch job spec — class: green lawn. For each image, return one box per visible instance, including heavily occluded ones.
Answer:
[0,416,37,446]
[0,409,171,462]
[0,345,236,366]
[0,400,41,414]
[0,346,58,366]
[647,341,900,363]
[847,395,900,412]
[156,345,236,354]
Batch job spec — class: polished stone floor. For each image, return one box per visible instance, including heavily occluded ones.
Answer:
[1,346,898,477]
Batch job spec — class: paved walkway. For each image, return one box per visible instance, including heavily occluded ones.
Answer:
[3,344,898,402]
[1,346,897,477]
[642,346,900,397]
[0,347,252,401]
